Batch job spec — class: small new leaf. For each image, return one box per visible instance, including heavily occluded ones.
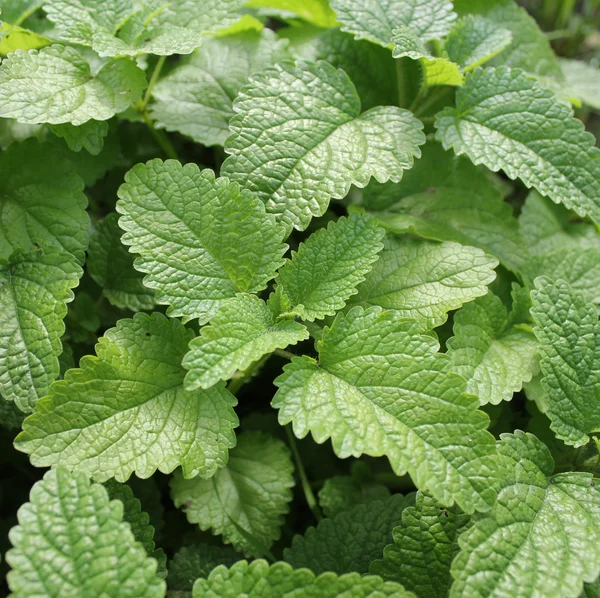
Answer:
[222,60,425,234]
[7,469,165,597]
[276,213,385,321]
[183,294,309,390]
[171,432,294,556]
[16,312,238,481]
[447,292,539,406]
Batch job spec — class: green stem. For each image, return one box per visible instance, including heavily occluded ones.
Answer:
[226,353,270,395]
[141,55,166,112]
[274,348,296,360]
[556,0,576,29]
[395,58,409,108]
[15,1,43,25]
[285,426,323,523]
[413,86,453,117]
[141,110,179,160]
[409,82,429,114]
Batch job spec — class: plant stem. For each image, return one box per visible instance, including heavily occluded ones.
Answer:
[413,86,452,117]
[226,354,270,395]
[15,1,43,25]
[141,110,179,160]
[285,426,323,523]
[274,348,296,360]
[557,0,576,29]
[395,58,409,108]
[141,55,166,112]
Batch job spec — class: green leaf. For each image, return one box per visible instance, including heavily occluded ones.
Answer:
[104,480,167,578]
[6,468,165,597]
[49,120,109,154]
[450,431,600,598]
[168,543,241,594]
[346,236,498,329]
[560,59,600,111]
[0,396,25,430]
[453,0,563,79]
[117,161,286,324]
[221,60,425,234]
[150,30,290,147]
[44,0,245,57]
[0,0,43,24]
[0,45,146,125]
[244,0,338,27]
[171,431,294,556]
[315,29,398,111]
[519,191,600,257]
[274,306,500,513]
[583,579,600,598]
[0,22,51,55]
[367,142,526,273]
[445,15,512,71]
[318,461,392,518]
[435,66,600,224]
[0,139,89,263]
[284,494,410,574]
[447,292,539,406]
[87,213,155,312]
[15,312,238,481]
[192,559,414,597]
[330,0,456,48]
[530,279,600,447]
[276,213,385,321]
[183,294,309,390]
[0,247,81,412]
[371,491,470,598]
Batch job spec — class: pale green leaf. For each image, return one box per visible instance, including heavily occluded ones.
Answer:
[390,28,464,88]
[276,213,385,321]
[87,213,155,312]
[435,67,600,224]
[450,431,600,598]
[44,0,245,57]
[171,431,294,556]
[330,0,456,48]
[530,279,600,447]
[49,120,108,154]
[445,15,512,71]
[0,45,146,125]
[244,0,338,27]
[346,236,498,329]
[222,60,425,234]
[150,30,290,147]
[519,191,600,257]
[6,468,165,597]
[284,494,410,574]
[192,559,414,597]
[453,0,563,78]
[274,306,500,513]
[0,139,89,263]
[183,294,309,390]
[371,492,470,598]
[104,480,167,578]
[168,543,241,594]
[0,247,81,413]
[367,142,526,273]
[560,59,600,110]
[15,312,239,481]
[116,161,286,324]
[315,28,398,111]
[447,292,539,406]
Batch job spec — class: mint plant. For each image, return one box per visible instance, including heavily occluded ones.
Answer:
[0,0,600,597]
